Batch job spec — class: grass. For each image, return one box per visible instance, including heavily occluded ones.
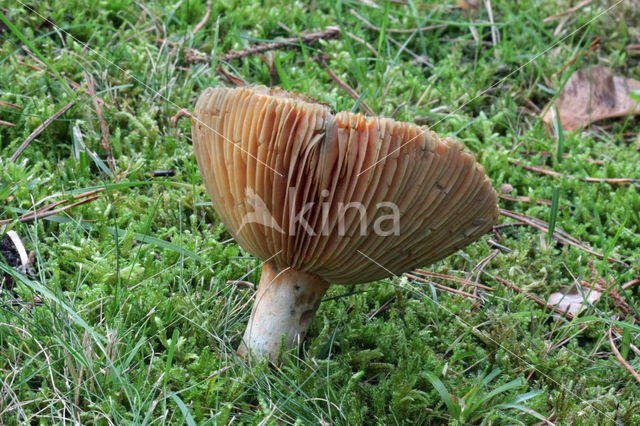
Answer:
[1,0,640,423]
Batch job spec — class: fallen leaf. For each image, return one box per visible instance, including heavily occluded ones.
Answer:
[548,285,602,316]
[542,66,640,132]
[457,0,481,10]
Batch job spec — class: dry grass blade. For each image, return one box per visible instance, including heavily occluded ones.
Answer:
[543,0,592,22]
[84,71,111,154]
[608,327,640,385]
[0,120,15,127]
[499,208,628,266]
[191,1,212,35]
[10,101,76,163]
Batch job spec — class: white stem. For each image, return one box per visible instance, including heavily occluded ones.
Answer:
[238,262,330,361]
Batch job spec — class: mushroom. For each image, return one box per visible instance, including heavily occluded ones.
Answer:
[192,86,498,361]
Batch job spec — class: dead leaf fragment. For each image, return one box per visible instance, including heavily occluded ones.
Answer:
[548,285,601,316]
[457,0,481,10]
[542,66,640,132]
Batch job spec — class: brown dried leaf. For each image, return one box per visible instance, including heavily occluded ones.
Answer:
[457,0,481,10]
[548,285,602,316]
[542,66,640,132]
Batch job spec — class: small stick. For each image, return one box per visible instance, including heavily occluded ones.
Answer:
[0,195,102,225]
[627,44,640,51]
[173,26,341,64]
[488,273,575,320]
[608,327,640,385]
[10,101,76,163]
[409,270,495,291]
[500,208,628,266]
[510,160,639,187]
[217,66,247,87]
[488,239,511,253]
[0,100,23,110]
[390,101,409,118]
[73,188,106,199]
[191,2,212,36]
[0,120,15,127]
[622,278,640,291]
[555,37,599,76]
[170,108,192,126]
[84,72,111,154]
[498,194,555,207]
[543,0,592,22]
[318,56,375,116]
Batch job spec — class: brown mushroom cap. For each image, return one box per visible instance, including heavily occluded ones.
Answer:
[192,86,498,284]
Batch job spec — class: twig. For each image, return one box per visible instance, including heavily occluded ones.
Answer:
[488,239,511,253]
[499,208,628,266]
[390,101,409,118]
[217,66,247,87]
[498,193,555,208]
[191,2,212,35]
[318,56,375,116]
[0,195,102,225]
[608,327,640,385]
[0,189,104,225]
[622,278,640,291]
[0,100,23,110]
[627,44,640,51]
[555,37,599,76]
[519,151,604,165]
[10,101,76,163]
[174,26,340,65]
[543,0,592,22]
[0,120,15,127]
[488,273,575,320]
[409,270,496,292]
[510,160,639,187]
[84,72,111,154]
[170,108,192,126]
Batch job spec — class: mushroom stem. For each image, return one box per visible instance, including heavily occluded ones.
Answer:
[238,262,330,361]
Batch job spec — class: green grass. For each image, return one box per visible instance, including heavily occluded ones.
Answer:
[1,0,640,424]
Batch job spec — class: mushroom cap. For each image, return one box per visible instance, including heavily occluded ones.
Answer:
[192,86,498,284]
